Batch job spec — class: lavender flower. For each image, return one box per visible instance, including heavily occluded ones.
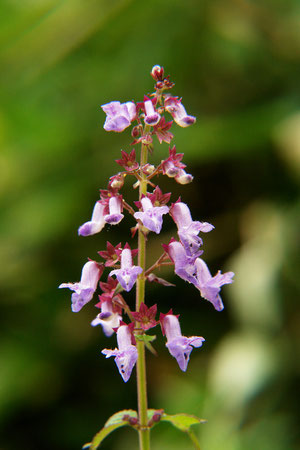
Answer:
[164,96,196,127]
[134,197,169,234]
[165,239,200,285]
[101,101,136,132]
[110,248,142,292]
[104,196,124,225]
[78,201,106,236]
[59,261,102,312]
[171,202,214,256]
[144,99,160,126]
[195,258,234,311]
[161,314,204,371]
[102,324,138,382]
[91,300,121,337]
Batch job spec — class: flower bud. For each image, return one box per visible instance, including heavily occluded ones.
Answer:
[175,169,193,184]
[151,65,164,81]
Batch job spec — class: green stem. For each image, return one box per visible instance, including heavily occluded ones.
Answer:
[188,430,202,450]
[136,126,151,450]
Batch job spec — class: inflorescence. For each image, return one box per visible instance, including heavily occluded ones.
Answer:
[59,65,234,382]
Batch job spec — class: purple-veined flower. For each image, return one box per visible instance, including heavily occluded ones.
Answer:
[102,324,138,382]
[104,195,124,225]
[59,261,103,312]
[144,99,160,126]
[164,96,196,127]
[78,201,107,236]
[134,197,169,234]
[164,239,201,285]
[171,202,214,256]
[91,298,121,337]
[101,101,136,132]
[195,258,234,311]
[160,313,204,371]
[110,247,142,292]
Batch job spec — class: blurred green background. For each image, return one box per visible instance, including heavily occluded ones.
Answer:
[0,0,299,449]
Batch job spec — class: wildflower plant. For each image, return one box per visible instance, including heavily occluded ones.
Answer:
[59,65,234,450]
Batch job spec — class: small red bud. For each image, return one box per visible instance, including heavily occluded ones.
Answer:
[131,125,141,138]
[151,65,164,81]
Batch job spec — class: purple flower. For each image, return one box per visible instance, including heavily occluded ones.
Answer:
[110,248,142,292]
[161,314,204,371]
[195,258,234,311]
[165,240,200,285]
[102,324,138,382]
[91,299,121,337]
[59,261,102,312]
[101,101,136,132]
[78,201,106,236]
[171,202,214,256]
[104,196,124,225]
[164,96,196,127]
[144,99,160,126]
[134,197,169,234]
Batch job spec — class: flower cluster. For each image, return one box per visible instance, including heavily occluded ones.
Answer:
[59,65,234,383]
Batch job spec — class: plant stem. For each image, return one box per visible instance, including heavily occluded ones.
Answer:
[136,126,151,450]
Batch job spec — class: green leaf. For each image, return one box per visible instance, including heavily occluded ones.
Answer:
[83,410,138,449]
[161,413,206,432]
[135,334,156,343]
[135,334,157,355]
[160,413,206,450]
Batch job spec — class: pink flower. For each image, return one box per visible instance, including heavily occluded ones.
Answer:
[165,96,196,127]
[144,99,160,126]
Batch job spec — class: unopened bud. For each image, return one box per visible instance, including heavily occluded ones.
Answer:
[131,125,141,138]
[175,169,193,184]
[151,65,164,81]
[142,164,155,175]
[109,173,125,189]
[141,134,153,145]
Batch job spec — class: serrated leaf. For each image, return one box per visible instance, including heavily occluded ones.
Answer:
[161,413,206,432]
[83,410,138,450]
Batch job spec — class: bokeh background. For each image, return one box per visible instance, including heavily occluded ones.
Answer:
[0,0,299,449]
